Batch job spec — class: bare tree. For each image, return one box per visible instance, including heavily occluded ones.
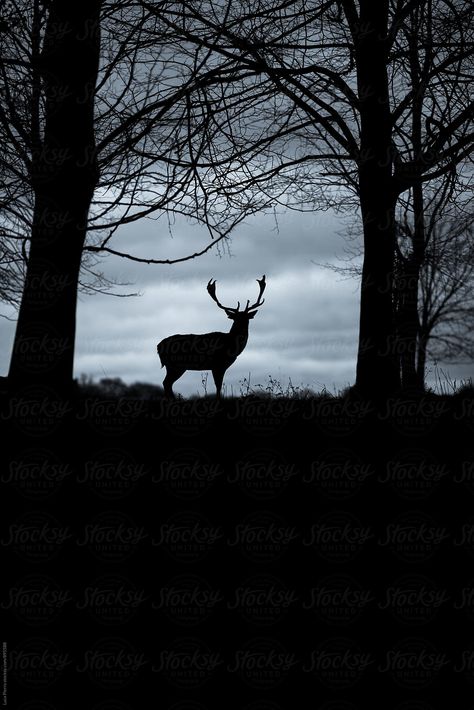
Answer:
[413,211,474,382]
[1,0,105,394]
[388,0,474,388]
[322,187,474,388]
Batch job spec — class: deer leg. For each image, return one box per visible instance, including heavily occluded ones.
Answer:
[163,367,185,398]
[212,368,225,398]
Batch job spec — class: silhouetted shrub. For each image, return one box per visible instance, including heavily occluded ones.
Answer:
[76,375,164,400]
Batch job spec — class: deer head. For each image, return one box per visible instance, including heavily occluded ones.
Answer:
[207,275,266,322]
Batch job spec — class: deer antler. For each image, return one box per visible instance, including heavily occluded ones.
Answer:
[245,275,266,312]
[207,279,240,313]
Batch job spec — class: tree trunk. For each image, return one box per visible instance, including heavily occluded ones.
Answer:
[356,194,399,395]
[416,331,429,389]
[354,0,400,396]
[398,255,421,390]
[8,0,101,396]
[399,18,425,391]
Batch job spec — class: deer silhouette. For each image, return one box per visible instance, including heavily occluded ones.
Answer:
[157,276,266,397]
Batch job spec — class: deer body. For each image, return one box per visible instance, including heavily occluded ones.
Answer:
[157,276,266,397]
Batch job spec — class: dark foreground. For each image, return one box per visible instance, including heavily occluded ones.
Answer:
[2,388,474,710]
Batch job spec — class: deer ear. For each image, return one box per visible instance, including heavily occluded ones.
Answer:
[248,311,257,319]
[227,313,236,320]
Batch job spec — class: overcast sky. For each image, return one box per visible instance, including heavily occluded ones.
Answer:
[1,208,472,396]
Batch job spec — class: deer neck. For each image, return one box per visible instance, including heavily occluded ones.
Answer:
[228,320,249,354]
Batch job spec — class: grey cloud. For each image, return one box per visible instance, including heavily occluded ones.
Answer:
[99,209,348,288]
